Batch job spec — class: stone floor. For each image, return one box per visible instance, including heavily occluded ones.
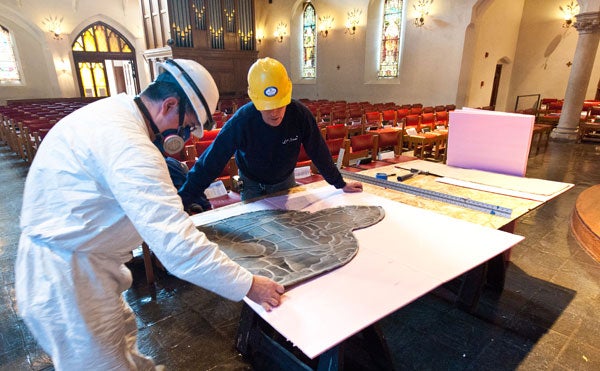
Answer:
[1,139,600,370]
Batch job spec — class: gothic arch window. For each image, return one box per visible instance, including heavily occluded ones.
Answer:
[72,21,139,97]
[378,0,403,78]
[0,25,22,84]
[302,3,316,79]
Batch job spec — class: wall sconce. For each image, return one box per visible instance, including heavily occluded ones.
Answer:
[413,0,433,27]
[559,1,579,28]
[318,15,334,38]
[43,15,64,40]
[55,58,70,74]
[274,22,287,43]
[256,29,264,45]
[345,8,362,35]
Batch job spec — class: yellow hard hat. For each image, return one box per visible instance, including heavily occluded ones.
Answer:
[247,58,292,111]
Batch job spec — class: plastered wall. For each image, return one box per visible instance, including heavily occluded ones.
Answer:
[2,0,599,111]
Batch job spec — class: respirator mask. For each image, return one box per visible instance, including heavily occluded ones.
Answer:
[134,94,195,156]
[153,125,192,156]
[152,97,194,156]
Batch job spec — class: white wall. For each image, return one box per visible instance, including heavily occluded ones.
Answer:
[2,0,599,111]
[509,0,600,104]
[256,0,478,107]
[461,0,525,110]
[0,0,145,102]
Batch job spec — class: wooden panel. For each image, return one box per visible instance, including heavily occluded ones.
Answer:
[171,48,257,97]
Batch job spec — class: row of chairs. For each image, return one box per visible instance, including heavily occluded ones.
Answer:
[300,98,456,125]
[0,97,248,163]
[0,99,94,163]
[319,109,451,141]
[298,126,445,172]
[536,98,600,126]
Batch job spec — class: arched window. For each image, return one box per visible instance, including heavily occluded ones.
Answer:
[0,25,21,84]
[302,3,316,79]
[378,0,403,78]
[72,22,138,97]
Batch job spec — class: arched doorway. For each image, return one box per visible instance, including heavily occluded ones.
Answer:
[72,22,139,97]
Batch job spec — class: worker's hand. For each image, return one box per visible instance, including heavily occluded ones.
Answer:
[185,203,207,215]
[247,275,285,312]
[184,194,212,215]
[342,181,363,193]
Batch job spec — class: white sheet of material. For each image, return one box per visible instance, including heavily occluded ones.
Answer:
[192,186,524,359]
[396,159,573,201]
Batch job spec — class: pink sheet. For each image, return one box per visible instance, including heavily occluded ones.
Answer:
[447,109,535,176]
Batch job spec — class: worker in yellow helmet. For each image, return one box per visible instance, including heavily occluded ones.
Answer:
[179,57,362,210]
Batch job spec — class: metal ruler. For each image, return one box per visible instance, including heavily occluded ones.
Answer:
[340,170,513,218]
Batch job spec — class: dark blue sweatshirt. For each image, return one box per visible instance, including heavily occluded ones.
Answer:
[178,99,346,207]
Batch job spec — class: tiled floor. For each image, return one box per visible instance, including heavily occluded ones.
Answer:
[1,139,600,370]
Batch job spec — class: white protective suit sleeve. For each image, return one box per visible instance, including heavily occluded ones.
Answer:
[99,99,254,301]
[19,94,253,301]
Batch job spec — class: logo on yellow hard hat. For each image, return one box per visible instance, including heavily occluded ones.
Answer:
[264,86,278,97]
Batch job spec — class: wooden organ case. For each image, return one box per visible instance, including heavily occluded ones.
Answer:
[140,0,257,98]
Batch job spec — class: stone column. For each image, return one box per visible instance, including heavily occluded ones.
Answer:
[553,12,600,140]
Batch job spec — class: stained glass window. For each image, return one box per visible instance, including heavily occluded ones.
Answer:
[302,3,316,79]
[0,25,21,84]
[72,23,133,53]
[378,0,403,78]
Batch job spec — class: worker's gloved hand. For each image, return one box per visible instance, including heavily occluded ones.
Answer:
[185,203,207,215]
[184,194,212,215]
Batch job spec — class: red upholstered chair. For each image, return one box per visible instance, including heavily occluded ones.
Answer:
[342,134,379,167]
[420,113,435,132]
[330,109,348,125]
[364,111,382,131]
[381,109,397,127]
[548,101,563,113]
[195,140,214,157]
[325,123,348,140]
[445,104,456,111]
[201,128,221,141]
[376,130,402,155]
[540,98,558,113]
[296,144,311,167]
[396,108,409,121]
[347,107,363,122]
[435,111,449,127]
[318,105,333,123]
[409,107,423,115]
[193,140,237,189]
[346,107,364,136]
[326,137,345,163]
[404,114,420,132]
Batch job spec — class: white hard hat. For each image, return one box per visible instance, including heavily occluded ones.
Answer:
[157,59,219,137]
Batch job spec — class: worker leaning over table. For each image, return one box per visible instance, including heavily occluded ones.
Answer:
[15,58,284,370]
[178,57,363,212]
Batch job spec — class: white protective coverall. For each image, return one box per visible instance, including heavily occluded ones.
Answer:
[15,94,253,370]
